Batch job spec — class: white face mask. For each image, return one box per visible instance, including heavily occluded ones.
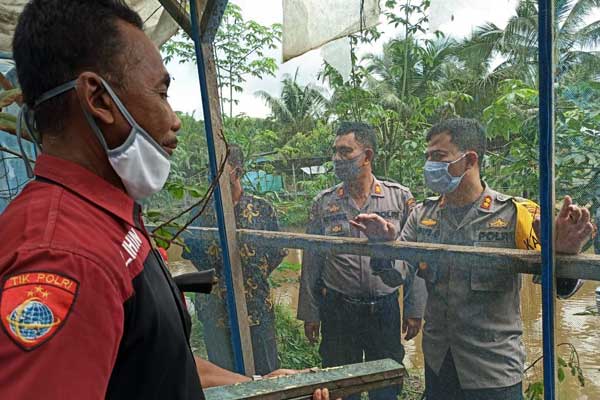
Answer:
[28,79,171,200]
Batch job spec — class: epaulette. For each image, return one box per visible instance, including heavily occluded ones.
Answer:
[314,183,342,201]
[381,180,411,193]
[495,193,513,203]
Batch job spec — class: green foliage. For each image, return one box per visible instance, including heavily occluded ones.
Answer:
[524,343,586,399]
[0,78,21,135]
[275,304,321,369]
[256,71,329,146]
[162,3,281,117]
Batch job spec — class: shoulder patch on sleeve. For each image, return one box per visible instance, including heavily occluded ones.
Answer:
[1,272,79,351]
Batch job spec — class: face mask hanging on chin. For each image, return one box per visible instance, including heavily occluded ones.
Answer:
[20,78,171,201]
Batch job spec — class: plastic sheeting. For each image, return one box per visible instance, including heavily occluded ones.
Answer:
[321,37,352,83]
[0,0,180,53]
[429,0,516,35]
[282,0,380,62]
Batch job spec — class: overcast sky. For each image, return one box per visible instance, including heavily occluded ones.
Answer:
[164,0,595,119]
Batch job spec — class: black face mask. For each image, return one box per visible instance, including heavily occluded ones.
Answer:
[333,151,365,182]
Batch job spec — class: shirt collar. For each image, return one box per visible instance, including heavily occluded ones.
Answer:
[34,154,140,227]
[437,181,494,212]
[338,175,384,199]
[476,182,495,213]
[371,177,385,198]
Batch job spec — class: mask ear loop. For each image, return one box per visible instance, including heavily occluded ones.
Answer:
[16,105,34,178]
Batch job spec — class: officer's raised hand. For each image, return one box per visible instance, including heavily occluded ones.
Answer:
[350,213,397,241]
[533,196,594,254]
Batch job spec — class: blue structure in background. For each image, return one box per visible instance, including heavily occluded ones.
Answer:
[243,170,283,193]
[0,52,35,213]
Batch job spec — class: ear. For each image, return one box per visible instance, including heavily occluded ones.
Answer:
[465,151,479,170]
[364,148,374,165]
[74,72,116,125]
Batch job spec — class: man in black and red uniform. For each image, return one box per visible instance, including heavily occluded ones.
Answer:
[0,1,334,400]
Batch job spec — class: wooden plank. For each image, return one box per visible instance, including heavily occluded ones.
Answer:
[185,227,600,281]
[203,359,404,400]
[157,0,193,37]
[192,0,255,374]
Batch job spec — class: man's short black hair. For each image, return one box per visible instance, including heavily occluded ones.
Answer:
[227,144,244,170]
[426,118,486,163]
[13,0,143,134]
[336,121,377,155]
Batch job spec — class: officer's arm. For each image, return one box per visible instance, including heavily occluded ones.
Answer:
[195,356,251,387]
[0,251,126,399]
[297,201,324,322]
[399,208,427,319]
[514,198,586,299]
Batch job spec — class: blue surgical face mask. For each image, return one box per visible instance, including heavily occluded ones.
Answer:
[424,154,467,194]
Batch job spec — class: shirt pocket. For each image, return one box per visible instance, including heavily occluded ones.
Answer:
[324,220,350,236]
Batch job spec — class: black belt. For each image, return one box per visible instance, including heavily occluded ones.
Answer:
[324,287,396,306]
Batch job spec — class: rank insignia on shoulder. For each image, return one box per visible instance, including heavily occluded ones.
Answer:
[1,272,79,351]
[488,218,508,228]
[374,184,382,195]
[420,218,437,227]
[328,203,341,213]
[481,195,492,210]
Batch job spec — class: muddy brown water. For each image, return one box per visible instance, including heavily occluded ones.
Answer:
[273,249,600,399]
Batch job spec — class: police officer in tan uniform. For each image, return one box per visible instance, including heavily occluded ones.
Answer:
[352,119,590,400]
[298,122,427,400]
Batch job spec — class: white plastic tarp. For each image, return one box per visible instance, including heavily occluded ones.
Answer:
[0,0,180,53]
[282,0,380,62]
[428,0,516,35]
[320,37,352,83]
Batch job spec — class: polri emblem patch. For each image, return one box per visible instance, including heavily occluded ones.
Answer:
[1,272,79,351]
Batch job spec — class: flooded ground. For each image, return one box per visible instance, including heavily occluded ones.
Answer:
[272,249,600,399]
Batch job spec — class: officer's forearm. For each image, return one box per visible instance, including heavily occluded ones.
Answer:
[194,356,251,388]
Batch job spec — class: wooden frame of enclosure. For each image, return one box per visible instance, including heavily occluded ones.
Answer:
[158,2,600,395]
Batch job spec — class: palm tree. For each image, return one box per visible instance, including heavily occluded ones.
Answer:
[255,70,329,145]
[460,0,600,88]
[363,36,459,107]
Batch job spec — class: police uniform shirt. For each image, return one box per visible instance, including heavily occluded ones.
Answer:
[399,183,576,390]
[0,155,204,399]
[298,177,426,322]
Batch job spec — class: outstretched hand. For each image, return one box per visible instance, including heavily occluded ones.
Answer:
[349,213,397,241]
[532,196,594,254]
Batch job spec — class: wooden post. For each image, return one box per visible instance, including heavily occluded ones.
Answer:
[190,0,255,375]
